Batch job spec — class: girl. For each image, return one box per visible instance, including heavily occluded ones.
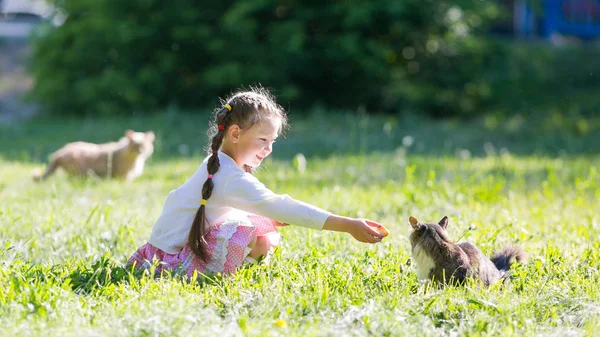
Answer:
[128,87,388,276]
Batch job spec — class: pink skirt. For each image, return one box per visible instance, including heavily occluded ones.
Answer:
[128,215,281,277]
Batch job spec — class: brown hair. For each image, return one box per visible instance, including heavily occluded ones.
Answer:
[187,86,288,261]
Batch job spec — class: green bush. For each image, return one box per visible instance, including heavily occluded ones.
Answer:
[30,0,502,117]
[487,43,600,119]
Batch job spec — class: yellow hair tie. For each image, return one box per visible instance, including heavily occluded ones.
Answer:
[201,199,207,206]
[224,104,232,111]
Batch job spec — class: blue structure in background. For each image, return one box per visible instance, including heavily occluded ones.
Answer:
[544,0,600,38]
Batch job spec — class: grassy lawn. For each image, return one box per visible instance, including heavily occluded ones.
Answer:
[1,111,599,336]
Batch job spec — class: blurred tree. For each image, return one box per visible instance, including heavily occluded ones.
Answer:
[30,0,502,117]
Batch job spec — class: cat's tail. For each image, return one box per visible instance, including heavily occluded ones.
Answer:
[490,245,527,272]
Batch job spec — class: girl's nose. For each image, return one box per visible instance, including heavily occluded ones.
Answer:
[265,142,273,153]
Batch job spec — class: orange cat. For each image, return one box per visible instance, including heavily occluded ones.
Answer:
[34,129,155,181]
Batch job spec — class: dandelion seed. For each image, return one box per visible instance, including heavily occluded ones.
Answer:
[293,153,307,173]
[458,149,471,160]
[484,142,495,157]
[100,231,112,240]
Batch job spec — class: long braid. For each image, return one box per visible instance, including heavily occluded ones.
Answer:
[187,86,289,261]
[188,106,230,261]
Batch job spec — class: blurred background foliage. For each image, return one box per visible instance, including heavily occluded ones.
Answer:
[27,0,600,120]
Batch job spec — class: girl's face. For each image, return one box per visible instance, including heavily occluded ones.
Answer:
[223,116,281,169]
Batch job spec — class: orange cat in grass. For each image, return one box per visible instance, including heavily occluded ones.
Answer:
[34,129,155,181]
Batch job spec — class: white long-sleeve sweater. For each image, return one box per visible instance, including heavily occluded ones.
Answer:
[148,151,330,253]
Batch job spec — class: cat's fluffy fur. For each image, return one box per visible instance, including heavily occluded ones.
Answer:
[34,129,155,181]
[409,216,527,286]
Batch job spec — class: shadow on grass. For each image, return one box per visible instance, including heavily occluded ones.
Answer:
[66,256,238,295]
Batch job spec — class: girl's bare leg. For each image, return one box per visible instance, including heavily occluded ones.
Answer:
[246,236,270,263]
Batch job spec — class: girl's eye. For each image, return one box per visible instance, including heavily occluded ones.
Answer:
[260,138,267,142]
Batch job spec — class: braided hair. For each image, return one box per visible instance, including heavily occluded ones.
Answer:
[187,87,288,261]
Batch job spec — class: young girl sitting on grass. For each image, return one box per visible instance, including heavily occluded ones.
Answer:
[128,87,388,276]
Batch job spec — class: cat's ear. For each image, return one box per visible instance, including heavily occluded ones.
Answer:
[409,216,419,230]
[146,131,155,142]
[438,216,449,229]
[125,129,134,139]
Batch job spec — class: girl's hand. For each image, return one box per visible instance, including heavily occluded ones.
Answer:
[323,215,388,243]
[273,220,289,227]
[347,219,387,243]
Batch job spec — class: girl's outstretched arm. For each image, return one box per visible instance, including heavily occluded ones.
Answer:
[323,215,387,243]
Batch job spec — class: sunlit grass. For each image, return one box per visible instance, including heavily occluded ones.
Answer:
[1,112,599,336]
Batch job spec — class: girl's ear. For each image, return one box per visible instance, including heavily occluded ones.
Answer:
[228,124,241,143]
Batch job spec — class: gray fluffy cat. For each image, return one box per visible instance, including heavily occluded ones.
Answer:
[409,216,527,286]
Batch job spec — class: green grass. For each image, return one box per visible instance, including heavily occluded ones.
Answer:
[1,111,600,336]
